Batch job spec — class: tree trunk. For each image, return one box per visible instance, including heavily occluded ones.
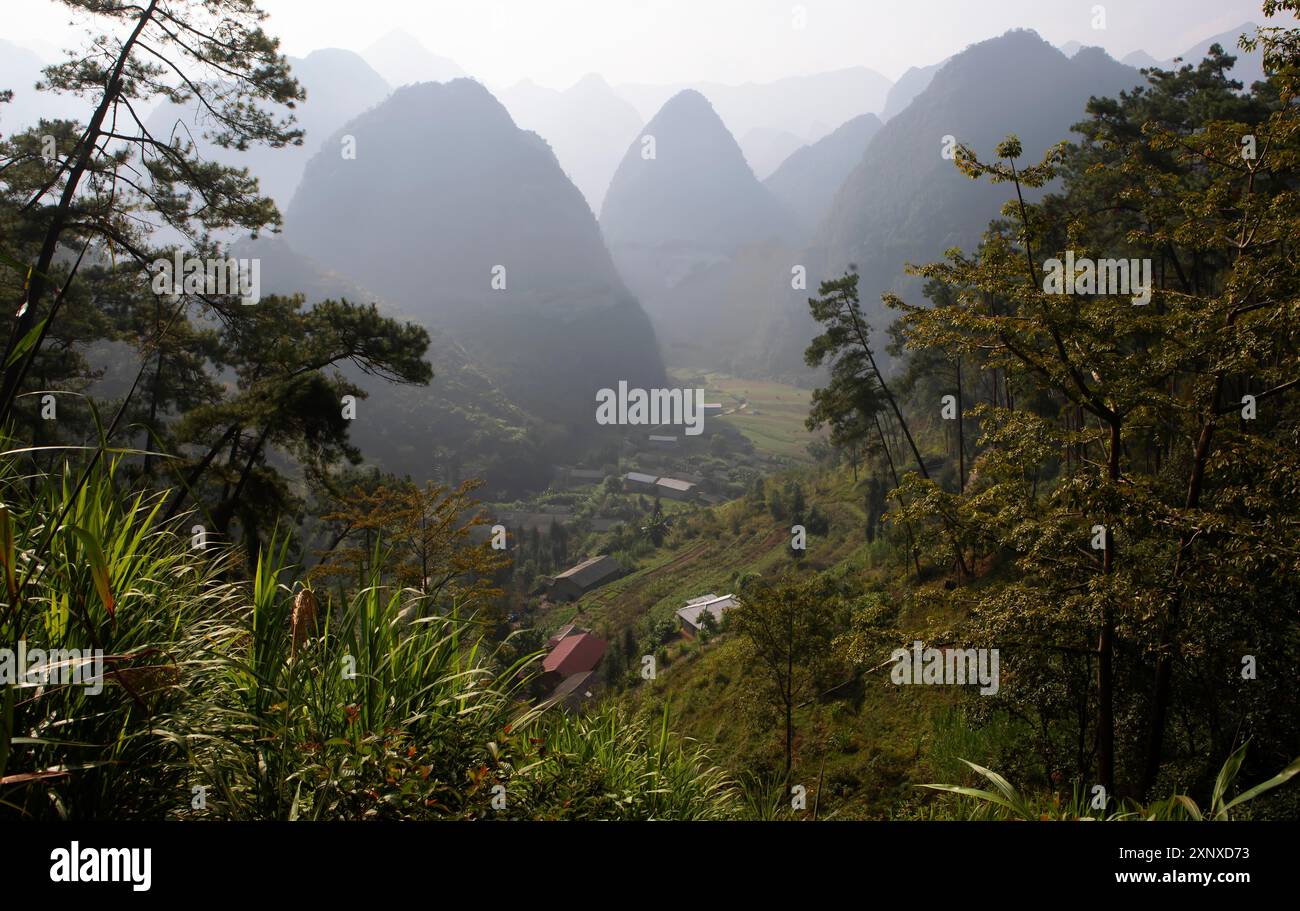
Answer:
[872,412,921,578]
[213,424,272,535]
[1141,377,1223,794]
[784,613,794,782]
[1096,419,1121,797]
[0,1,160,415]
[142,322,164,476]
[162,423,241,522]
[956,356,966,494]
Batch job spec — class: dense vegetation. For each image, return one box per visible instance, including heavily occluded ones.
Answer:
[0,0,1297,822]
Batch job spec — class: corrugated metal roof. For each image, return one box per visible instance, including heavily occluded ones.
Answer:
[676,594,739,630]
[549,671,595,700]
[553,554,621,588]
[546,622,588,648]
[656,477,696,491]
[543,633,607,676]
[624,472,658,484]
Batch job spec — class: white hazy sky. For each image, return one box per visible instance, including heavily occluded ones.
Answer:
[8,0,1269,87]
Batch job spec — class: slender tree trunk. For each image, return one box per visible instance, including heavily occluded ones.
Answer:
[844,299,929,481]
[784,612,794,781]
[872,412,921,577]
[956,356,966,494]
[213,424,272,535]
[142,322,164,476]
[1141,377,1223,794]
[1097,419,1121,797]
[0,1,159,415]
[162,423,241,521]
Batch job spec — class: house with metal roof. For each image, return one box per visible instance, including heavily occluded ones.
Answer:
[545,554,623,601]
[622,471,659,494]
[676,593,739,638]
[546,622,589,649]
[540,670,599,713]
[556,467,605,486]
[655,476,698,501]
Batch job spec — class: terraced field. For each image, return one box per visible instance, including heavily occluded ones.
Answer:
[674,372,823,463]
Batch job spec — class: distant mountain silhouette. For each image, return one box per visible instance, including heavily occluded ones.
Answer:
[1173,22,1263,86]
[1111,23,1263,84]
[601,89,795,252]
[146,48,390,211]
[764,113,882,241]
[285,79,664,431]
[361,30,466,87]
[880,61,945,122]
[600,90,801,374]
[817,31,1146,353]
[497,74,642,213]
[1121,49,1163,69]
[615,67,891,152]
[740,127,808,180]
[0,39,86,133]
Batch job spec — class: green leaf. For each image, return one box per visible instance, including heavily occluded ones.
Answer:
[1211,741,1249,819]
[3,317,47,369]
[917,782,1022,817]
[1220,755,1300,818]
[960,758,1035,819]
[59,525,116,619]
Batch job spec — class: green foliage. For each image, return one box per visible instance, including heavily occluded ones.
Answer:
[879,17,1300,799]
[920,743,1300,821]
[0,454,736,820]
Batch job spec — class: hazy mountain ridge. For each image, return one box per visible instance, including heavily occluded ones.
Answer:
[764,112,883,240]
[817,31,1146,344]
[598,89,810,378]
[1070,21,1264,83]
[880,61,946,122]
[0,38,91,133]
[234,234,545,492]
[601,89,796,251]
[361,29,466,87]
[145,48,391,211]
[615,67,891,168]
[740,126,809,180]
[496,74,643,213]
[285,78,665,433]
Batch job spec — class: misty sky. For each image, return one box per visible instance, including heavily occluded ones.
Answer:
[9,0,1269,86]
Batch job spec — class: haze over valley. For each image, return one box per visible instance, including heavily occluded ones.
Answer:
[1,0,1296,846]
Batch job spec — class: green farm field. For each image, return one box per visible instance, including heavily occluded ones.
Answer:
[680,372,822,462]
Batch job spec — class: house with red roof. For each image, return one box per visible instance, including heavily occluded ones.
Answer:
[545,622,589,649]
[541,631,607,687]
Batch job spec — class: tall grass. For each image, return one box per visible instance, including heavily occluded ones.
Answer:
[0,453,739,820]
[1,456,225,818]
[506,706,739,820]
[916,743,1300,821]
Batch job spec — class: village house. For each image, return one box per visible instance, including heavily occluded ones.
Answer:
[546,622,589,649]
[654,476,698,502]
[544,554,623,602]
[555,466,605,487]
[676,593,739,639]
[539,670,600,713]
[541,631,607,688]
[622,471,659,495]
